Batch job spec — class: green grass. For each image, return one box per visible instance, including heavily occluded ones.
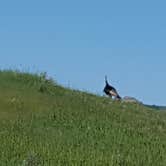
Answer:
[0,70,166,165]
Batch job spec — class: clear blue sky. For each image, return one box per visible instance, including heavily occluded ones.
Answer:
[0,0,166,105]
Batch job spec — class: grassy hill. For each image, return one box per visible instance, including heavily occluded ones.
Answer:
[145,104,166,111]
[0,70,166,166]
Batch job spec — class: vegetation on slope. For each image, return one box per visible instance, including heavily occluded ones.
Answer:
[0,70,166,166]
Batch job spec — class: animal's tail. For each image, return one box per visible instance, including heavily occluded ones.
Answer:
[117,94,122,100]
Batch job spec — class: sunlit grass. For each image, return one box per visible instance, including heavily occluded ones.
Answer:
[0,70,166,165]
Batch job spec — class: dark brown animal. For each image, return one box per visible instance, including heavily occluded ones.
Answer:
[103,76,121,100]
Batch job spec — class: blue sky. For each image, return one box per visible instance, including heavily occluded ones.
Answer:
[0,0,166,105]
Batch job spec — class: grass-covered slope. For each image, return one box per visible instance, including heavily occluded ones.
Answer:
[0,70,166,166]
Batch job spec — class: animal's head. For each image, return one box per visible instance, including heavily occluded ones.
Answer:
[105,75,109,85]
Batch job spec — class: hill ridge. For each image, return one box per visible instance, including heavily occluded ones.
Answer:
[0,70,166,165]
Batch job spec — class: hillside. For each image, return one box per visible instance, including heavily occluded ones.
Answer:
[145,104,166,111]
[0,70,166,166]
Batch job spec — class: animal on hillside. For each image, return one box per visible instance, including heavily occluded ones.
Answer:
[103,76,121,100]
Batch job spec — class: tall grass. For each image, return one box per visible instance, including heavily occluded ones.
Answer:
[0,70,166,165]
